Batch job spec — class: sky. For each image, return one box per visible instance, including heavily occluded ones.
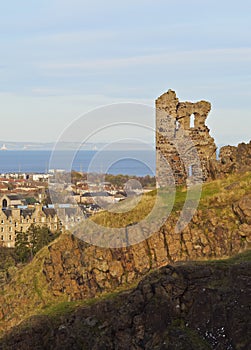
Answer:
[0,0,250,146]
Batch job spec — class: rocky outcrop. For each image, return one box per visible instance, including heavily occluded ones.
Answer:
[210,141,251,179]
[1,252,250,350]
[233,195,251,225]
[41,190,251,302]
[42,208,249,302]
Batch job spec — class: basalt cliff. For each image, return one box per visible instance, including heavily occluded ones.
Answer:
[1,251,250,350]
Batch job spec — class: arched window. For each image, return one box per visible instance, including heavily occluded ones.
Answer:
[2,199,7,208]
[190,114,195,128]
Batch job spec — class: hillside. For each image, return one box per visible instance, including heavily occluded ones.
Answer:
[1,251,250,349]
[0,171,251,339]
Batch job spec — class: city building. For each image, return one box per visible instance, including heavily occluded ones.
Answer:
[0,195,61,248]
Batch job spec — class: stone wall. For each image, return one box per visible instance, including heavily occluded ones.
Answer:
[156,89,251,186]
[156,90,217,186]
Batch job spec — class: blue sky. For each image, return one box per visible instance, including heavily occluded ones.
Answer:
[0,0,250,146]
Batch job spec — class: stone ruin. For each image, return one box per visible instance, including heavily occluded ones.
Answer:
[156,89,217,186]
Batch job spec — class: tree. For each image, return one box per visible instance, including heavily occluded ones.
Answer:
[28,225,56,255]
[15,225,61,263]
[25,197,36,205]
[14,232,31,263]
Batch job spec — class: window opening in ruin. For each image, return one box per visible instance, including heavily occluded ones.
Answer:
[190,114,195,128]
[188,165,193,177]
[216,147,220,160]
[2,199,7,208]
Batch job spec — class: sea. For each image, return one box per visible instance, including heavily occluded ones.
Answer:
[0,150,156,176]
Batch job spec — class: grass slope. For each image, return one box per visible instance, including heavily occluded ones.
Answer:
[0,171,251,334]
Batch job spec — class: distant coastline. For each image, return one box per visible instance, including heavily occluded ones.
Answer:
[0,141,155,151]
[0,150,155,176]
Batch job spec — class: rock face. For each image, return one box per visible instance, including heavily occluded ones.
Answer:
[0,185,250,332]
[1,253,250,350]
[156,90,217,185]
[210,141,251,179]
[42,197,250,301]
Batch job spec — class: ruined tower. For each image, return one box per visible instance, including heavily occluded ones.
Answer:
[156,90,217,186]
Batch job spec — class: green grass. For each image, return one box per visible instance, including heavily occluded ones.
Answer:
[41,300,85,318]
[41,283,138,319]
[91,171,251,228]
[206,249,251,265]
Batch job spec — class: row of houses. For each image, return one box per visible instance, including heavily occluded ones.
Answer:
[0,195,82,248]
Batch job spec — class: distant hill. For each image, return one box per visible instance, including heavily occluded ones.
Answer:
[0,141,155,151]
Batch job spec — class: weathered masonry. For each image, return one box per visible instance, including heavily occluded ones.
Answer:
[156,89,217,186]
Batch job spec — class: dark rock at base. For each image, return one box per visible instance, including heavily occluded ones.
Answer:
[1,253,250,350]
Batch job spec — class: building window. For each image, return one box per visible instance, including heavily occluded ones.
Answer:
[9,227,12,232]
[1,220,4,224]
[9,235,12,241]
[2,199,7,208]
[1,235,3,241]
[1,227,4,232]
